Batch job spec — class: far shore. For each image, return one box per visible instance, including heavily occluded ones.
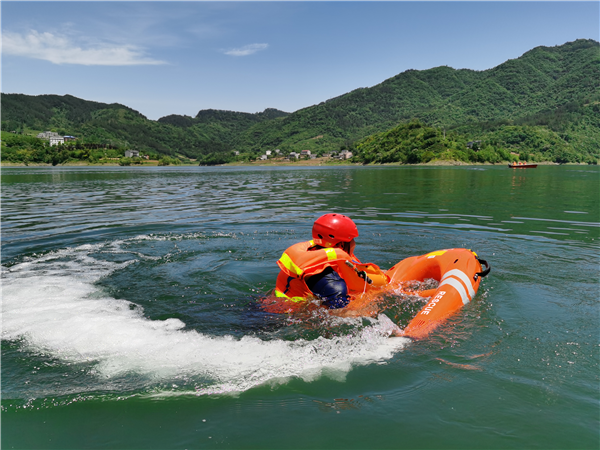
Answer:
[0,158,569,168]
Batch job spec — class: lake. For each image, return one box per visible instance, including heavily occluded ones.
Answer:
[2,165,598,449]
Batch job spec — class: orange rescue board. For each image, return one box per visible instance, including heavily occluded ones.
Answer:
[262,248,490,339]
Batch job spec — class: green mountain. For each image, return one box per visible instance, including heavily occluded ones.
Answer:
[2,39,598,165]
[233,39,599,159]
[1,93,288,159]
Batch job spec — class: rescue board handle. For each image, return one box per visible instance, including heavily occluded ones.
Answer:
[474,258,491,280]
[345,261,373,284]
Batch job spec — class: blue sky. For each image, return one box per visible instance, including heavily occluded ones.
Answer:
[2,1,598,120]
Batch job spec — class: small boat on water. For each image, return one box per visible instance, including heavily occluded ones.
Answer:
[508,162,538,168]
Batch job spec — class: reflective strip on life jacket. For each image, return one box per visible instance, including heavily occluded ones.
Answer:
[324,248,338,261]
[277,241,352,280]
[278,252,304,276]
[274,289,305,303]
[275,241,359,299]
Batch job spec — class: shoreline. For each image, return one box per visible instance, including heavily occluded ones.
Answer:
[0,159,568,168]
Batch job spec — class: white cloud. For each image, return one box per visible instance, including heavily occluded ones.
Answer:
[2,30,166,66]
[224,43,268,57]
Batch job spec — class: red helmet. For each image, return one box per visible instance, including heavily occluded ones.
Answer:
[312,213,358,247]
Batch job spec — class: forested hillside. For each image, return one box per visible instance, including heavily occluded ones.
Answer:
[234,39,599,162]
[1,93,288,161]
[2,39,598,165]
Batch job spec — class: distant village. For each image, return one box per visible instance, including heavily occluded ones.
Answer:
[241,148,353,161]
[36,131,77,146]
[34,131,353,162]
[35,132,148,158]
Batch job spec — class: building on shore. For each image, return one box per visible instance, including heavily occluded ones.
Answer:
[49,136,65,146]
[125,150,140,158]
[37,131,60,139]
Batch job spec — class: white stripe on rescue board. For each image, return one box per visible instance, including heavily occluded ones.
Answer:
[441,269,475,299]
[438,277,470,305]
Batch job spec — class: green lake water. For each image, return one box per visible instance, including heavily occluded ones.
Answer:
[1,165,598,449]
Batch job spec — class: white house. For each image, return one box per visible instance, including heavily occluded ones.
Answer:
[340,150,353,160]
[37,131,60,139]
[300,150,311,156]
[265,150,272,156]
[260,154,268,160]
[289,152,299,159]
[125,150,140,158]
[49,136,65,146]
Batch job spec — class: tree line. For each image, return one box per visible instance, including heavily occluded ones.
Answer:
[2,39,598,165]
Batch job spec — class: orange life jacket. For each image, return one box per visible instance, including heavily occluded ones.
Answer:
[274,240,389,301]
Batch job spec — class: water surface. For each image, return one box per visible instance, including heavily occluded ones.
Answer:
[2,165,598,449]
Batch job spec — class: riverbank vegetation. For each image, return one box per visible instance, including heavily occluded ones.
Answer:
[2,39,598,166]
[0,132,193,166]
[354,108,599,165]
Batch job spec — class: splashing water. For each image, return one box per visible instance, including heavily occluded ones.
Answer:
[2,238,410,398]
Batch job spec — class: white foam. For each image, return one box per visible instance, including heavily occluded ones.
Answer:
[2,242,410,395]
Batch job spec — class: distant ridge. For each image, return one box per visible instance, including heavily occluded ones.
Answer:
[2,39,598,164]
[233,39,599,152]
